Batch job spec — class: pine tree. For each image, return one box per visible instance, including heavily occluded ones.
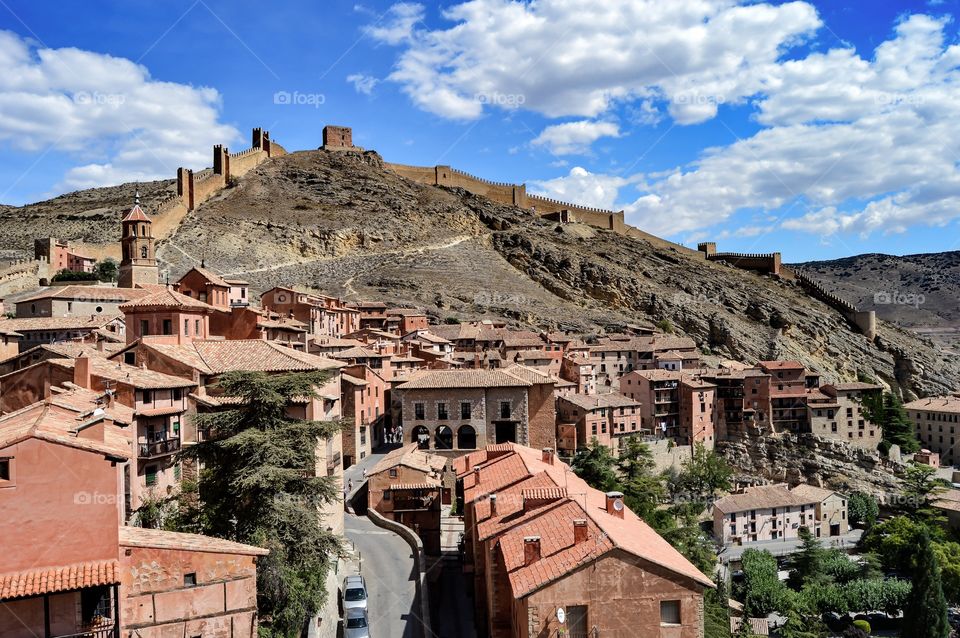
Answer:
[618,436,666,521]
[178,370,345,637]
[788,526,828,589]
[570,437,621,493]
[901,529,950,638]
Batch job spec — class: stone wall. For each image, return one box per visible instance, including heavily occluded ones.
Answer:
[794,269,877,341]
[718,433,903,497]
[698,242,782,276]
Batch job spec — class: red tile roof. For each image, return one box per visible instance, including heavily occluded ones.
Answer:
[121,204,149,222]
[0,559,120,599]
[143,340,345,374]
[119,288,216,312]
[118,526,268,556]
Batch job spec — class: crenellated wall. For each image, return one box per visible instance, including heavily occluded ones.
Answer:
[698,242,781,276]
[386,160,626,234]
[794,270,877,341]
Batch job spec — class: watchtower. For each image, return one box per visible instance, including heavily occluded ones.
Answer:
[322,125,353,149]
[118,190,159,288]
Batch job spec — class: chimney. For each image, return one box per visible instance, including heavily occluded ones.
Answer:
[573,519,588,544]
[465,455,472,472]
[489,493,497,516]
[74,351,91,389]
[523,536,541,566]
[541,447,555,465]
[605,491,625,518]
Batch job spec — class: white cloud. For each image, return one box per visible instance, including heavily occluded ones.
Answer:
[0,30,239,194]
[621,14,960,238]
[531,120,620,155]
[529,166,629,210]
[370,0,820,121]
[347,73,379,95]
[365,3,424,45]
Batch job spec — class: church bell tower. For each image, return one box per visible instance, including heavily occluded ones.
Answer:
[117,189,159,288]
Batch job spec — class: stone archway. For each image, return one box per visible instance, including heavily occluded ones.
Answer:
[411,425,430,449]
[457,424,477,450]
[435,425,453,450]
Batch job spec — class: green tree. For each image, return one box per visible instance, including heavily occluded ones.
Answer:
[863,392,920,454]
[901,530,950,638]
[788,526,828,589]
[739,549,792,616]
[861,515,930,574]
[95,257,118,282]
[779,598,827,638]
[848,492,879,529]
[618,436,666,521]
[704,573,732,638]
[570,438,621,493]
[675,443,733,506]
[901,462,947,523]
[178,370,344,638]
[656,318,674,334]
[931,540,960,605]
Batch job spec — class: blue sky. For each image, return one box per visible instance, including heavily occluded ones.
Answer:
[1,0,959,262]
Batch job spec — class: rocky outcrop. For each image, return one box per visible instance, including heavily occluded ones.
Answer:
[718,435,903,497]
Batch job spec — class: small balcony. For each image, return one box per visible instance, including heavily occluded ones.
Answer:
[138,438,180,459]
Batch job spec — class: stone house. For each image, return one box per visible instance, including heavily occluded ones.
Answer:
[176,265,232,308]
[758,360,816,434]
[396,365,556,453]
[366,443,447,555]
[340,363,388,466]
[905,395,960,465]
[14,285,151,318]
[808,382,882,450]
[712,484,823,546]
[555,392,643,456]
[0,314,125,352]
[790,484,849,538]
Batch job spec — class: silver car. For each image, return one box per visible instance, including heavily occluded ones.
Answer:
[343,608,371,638]
[342,574,368,613]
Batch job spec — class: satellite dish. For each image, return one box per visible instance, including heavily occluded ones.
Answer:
[613,498,624,512]
[557,607,566,624]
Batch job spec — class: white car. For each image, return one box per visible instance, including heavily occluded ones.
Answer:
[342,574,368,613]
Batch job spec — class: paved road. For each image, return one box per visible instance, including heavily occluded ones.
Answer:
[718,528,864,563]
[344,511,421,638]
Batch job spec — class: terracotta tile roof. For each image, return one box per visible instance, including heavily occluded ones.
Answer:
[119,288,216,312]
[502,364,555,385]
[790,484,841,502]
[474,472,560,537]
[311,337,365,348]
[50,357,196,389]
[183,265,231,288]
[224,278,249,285]
[387,308,426,316]
[731,617,770,636]
[342,373,368,386]
[758,360,805,371]
[118,526,269,556]
[713,484,819,514]
[135,405,187,417]
[0,400,131,459]
[396,368,534,390]
[904,396,960,414]
[465,443,714,594]
[827,382,882,392]
[408,331,450,344]
[121,204,149,222]
[0,559,120,599]
[370,443,447,476]
[144,340,345,374]
[559,392,640,411]
[0,315,120,332]
[330,346,390,359]
[16,285,152,303]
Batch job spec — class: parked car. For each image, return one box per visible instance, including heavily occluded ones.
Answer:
[342,574,369,613]
[344,608,371,638]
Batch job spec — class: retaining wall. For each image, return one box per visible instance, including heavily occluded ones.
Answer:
[366,508,432,638]
[794,270,877,341]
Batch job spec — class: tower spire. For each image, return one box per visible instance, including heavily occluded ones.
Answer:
[134,184,140,207]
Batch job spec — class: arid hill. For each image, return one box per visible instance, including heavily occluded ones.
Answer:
[1,149,957,399]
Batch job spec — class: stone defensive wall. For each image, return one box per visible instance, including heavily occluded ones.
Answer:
[697,242,782,276]
[385,161,626,233]
[167,127,287,216]
[794,269,877,341]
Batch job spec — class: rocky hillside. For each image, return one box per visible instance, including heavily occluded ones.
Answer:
[797,251,960,356]
[2,149,958,398]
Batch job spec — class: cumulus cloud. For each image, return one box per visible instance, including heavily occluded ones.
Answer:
[370,0,820,121]
[347,73,379,95]
[0,30,239,194]
[624,14,960,238]
[529,167,630,210]
[531,120,620,155]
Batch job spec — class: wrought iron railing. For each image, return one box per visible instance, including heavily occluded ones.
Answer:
[138,438,180,459]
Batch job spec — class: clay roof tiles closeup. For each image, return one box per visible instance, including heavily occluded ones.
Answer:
[143,340,345,375]
[118,288,216,312]
[119,526,268,555]
[0,559,120,599]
